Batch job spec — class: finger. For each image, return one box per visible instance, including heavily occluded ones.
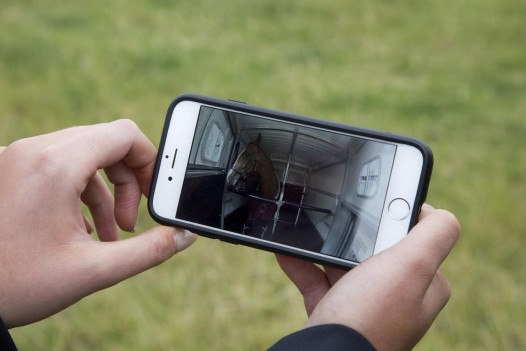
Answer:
[276,254,331,315]
[421,269,452,324]
[276,254,328,292]
[131,156,156,198]
[82,227,197,292]
[399,209,460,271]
[104,161,141,232]
[323,266,348,286]
[41,120,157,194]
[88,120,157,192]
[381,209,460,298]
[81,172,119,241]
[418,203,435,220]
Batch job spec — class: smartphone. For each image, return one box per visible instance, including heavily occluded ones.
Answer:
[148,94,433,269]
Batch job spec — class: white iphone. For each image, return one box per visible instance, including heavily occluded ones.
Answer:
[149,94,433,269]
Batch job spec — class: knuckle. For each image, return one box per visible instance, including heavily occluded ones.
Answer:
[114,119,140,134]
[33,144,69,179]
[5,138,32,157]
[5,139,69,180]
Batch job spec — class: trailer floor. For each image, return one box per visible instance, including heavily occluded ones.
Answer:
[269,212,324,253]
[224,205,324,253]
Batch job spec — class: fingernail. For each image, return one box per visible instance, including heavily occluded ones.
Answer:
[174,229,198,253]
[422,203,435,209]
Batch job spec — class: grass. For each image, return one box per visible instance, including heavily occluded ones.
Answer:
[1,0,525,349]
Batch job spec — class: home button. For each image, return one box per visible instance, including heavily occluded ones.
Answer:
[388,198,411,221]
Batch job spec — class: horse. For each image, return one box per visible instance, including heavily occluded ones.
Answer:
[226,134,279,238]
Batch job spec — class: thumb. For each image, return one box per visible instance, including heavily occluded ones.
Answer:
[85,226,197,292]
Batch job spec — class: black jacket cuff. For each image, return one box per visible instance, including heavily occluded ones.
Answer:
[0,317,18,351]
[268,324,376,351]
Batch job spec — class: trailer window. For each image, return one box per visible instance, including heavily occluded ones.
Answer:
[357,156,381,198]
[203,122,225,163]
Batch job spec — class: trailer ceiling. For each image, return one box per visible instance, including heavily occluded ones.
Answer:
[231,112,367,171]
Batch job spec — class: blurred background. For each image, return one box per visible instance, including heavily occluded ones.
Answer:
[1,0,524,350]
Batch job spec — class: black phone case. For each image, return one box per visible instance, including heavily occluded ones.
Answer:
[148,93,434,269]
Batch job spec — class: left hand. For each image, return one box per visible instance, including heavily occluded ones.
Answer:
[0,120,197,328]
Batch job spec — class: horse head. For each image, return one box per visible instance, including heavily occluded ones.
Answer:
[227,135,262,193]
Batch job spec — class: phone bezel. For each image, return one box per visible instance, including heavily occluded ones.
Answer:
[149,94,433,269]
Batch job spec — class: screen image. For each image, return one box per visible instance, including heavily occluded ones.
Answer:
[176,106,397,262]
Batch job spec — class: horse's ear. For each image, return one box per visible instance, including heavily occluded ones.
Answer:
[257,133,262,145]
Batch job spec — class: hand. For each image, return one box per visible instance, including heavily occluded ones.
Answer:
[277,206,460,351]
[0,120,197,328]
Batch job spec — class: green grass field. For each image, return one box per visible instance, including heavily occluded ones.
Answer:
[1,0,525,349]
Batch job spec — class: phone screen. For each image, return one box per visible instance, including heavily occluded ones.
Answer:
[174,105,398,263]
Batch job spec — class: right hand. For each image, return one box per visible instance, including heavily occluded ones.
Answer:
[277,206,460,351]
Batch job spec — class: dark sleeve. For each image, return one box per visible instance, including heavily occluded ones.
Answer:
[0,317,18,351]
[268,324,376,351]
